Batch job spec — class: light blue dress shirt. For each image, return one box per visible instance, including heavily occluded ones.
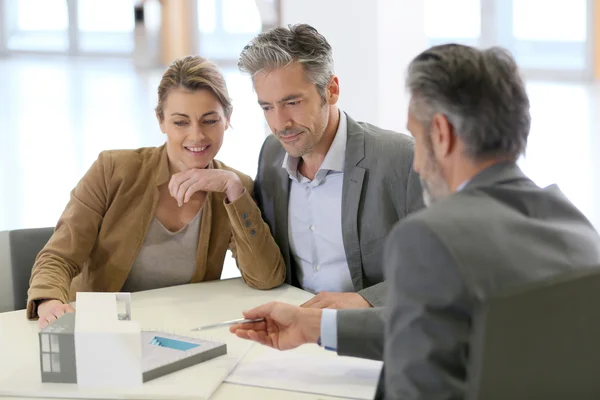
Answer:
[284,110,354,295]
[320,308,338,350]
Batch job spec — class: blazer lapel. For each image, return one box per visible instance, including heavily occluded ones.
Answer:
[274,152,294,282]
[342,116,367,291]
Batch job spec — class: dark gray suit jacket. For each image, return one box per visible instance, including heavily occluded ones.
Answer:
[380,162,600,399]
[254,114,424,306]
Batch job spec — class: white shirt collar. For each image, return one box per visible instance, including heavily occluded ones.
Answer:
[456,179,470,192]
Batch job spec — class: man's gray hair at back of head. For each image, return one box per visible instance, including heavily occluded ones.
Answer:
[238,24,334,103]
[407,44,531,162]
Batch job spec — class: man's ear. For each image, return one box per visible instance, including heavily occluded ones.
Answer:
[430,113,456,158]
[327,75,340,105]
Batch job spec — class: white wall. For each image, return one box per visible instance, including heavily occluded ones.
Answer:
[281,0,428,133]
[0,231,14,312]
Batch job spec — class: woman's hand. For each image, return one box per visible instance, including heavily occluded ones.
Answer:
[168,169,244,206]
[37,299,75,329]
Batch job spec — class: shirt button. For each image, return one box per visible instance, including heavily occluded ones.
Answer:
[315,265,322,272]
[310,225,316,231]
[241,212,248,220]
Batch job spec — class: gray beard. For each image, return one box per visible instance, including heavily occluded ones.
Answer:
[420,176,450,207]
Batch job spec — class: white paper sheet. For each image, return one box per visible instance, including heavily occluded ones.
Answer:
[225,346,383,400]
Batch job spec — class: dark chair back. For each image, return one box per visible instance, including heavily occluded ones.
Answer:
[8,227,54,310]
[468,269,600,400]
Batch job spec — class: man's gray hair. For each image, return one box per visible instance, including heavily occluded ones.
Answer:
[407,44,531,161]
[238,24,334,103]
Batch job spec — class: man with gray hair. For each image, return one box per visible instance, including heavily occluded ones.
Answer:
[231,43,600,399]
[238,23,424,310]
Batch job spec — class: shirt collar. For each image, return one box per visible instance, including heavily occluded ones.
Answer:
[456,179,470,192]
[282,110,348,181]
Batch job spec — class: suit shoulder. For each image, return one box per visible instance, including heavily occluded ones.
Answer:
[357,121,414,150]
[411,192,483,226]
[355,121,414,165]
[353,121,415,179]
[404,190,522,246]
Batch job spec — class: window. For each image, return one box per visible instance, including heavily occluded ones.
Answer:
[40,333,62,373]
[197,0,262,60]
[425,0,592,78]
[41,334,50,353]
[50,334,60,353]
[17,0,67,31]
[425,0,481,45]
[78,0,135,53]
[222,0,261,34]
[512,0,586,42]
[504,0,589,72]
[7,0,69,52]
[51,354,61,373]
[198,0,216,33]
[42,353,51,372]
[3,0,138,54]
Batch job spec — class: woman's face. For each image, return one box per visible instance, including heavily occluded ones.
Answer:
[158,87,230,172]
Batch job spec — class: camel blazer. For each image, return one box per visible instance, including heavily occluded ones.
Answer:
[27,145,286,318]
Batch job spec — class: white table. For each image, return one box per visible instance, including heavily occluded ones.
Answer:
[0,279,345,400]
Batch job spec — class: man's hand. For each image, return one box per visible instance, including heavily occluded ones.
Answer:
[168,169,244,206]
[300,292,372,309]
[229,302,322,350]
[37,300,75,329]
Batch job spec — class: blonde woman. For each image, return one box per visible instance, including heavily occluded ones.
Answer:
[28,56,286,328]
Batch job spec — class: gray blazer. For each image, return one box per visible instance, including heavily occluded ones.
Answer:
[254,114,424,305]
[380,162,600,399]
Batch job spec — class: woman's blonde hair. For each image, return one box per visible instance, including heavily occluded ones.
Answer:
[155,55,232,121]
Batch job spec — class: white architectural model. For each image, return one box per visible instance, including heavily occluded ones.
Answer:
[39,292,226,386]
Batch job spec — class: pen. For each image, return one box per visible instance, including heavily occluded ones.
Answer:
[190,317,265,331]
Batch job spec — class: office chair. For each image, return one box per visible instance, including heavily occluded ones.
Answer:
[1,228,54,311]
[467,268,600,400]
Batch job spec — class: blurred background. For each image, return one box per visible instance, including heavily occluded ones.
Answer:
[0,0,599,244]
